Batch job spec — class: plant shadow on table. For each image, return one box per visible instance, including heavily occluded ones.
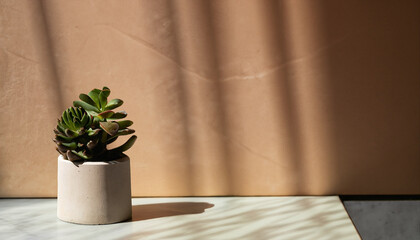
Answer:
[131,202,214,221]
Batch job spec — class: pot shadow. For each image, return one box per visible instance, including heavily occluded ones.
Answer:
[131,202,214,221]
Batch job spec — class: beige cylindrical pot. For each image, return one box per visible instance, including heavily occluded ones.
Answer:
[57,155,132,224]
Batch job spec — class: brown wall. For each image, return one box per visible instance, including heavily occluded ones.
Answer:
[1,0,419,197]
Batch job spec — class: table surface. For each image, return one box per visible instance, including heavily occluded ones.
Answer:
[0,196,360,240]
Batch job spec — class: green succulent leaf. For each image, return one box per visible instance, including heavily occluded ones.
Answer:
[56,121,66,133]
[61,142,77,150]
[61,112,70,129]
[87,128,101,136]
[116,120,133,129]
[104,99,123,111]
[63,110,73,130]
[66,150,81,161]
[112,135,137,152]
[99,121,119,136]
[79,93,97,107]
[74,120,81,129]
[102,87,111,97]
[80,113,90,127]
[64,129,77,138]
[106,128,135,143]
[55,134,74,142]
[97,110,114,120]
[92,116,100,127]
[117,128,135,136]
[70,150,90,160]
[67,110,77,130]
[109,111,127,119]
[88,89,101,109]
[100,130,108,143]
[57,144,71,152]
[87,111,98,117]
[99,87,110,110]
[73,100,100,113]
[69,107,77,118]
[76,107,84,119]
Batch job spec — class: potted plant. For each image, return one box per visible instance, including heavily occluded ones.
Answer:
[53,86,137,224]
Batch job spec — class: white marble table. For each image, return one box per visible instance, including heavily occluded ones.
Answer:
[0,197,360,240]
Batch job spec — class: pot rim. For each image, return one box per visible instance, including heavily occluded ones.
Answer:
[58,154,129,165]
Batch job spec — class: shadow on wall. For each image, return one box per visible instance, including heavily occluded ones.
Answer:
[31,0,420,195]
[166,0,419,195]
[37,0,65,111]
[2,0,418,196]
[166,0,234,195]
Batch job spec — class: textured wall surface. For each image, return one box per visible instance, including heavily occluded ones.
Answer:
[0,0,419,197]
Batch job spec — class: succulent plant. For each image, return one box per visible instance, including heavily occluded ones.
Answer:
[54,87,137,162]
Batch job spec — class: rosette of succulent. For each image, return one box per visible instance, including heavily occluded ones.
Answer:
[53,87,137,162]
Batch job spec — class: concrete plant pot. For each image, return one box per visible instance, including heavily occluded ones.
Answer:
[57,155,132,224]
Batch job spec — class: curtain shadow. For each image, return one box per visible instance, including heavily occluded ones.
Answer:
[262,0,305,194]
[167,1,233,195]
[196,1,234,195]
[148,0,194,195]
[36,0,65,111]
[131,202,214,221]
